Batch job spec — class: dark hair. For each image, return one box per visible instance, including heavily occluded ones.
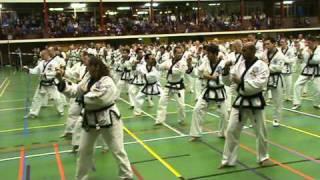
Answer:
[306,36,318,42]
[173,45,183,54]
[136,47,143,54]
[88,55,110,79]
[145,53,152,60]
[264,37,276,44]
[122,48,130,54]
[206,44,220,55]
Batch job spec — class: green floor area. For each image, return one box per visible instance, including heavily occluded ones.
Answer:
[0,67,320,179]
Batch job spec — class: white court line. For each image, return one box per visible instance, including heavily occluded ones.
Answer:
[0,99,25,103]
[0,131,217,163]
[0,107,25,112]
[119,98,186,136]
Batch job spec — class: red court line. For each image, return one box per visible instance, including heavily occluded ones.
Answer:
[202,127,315,179]
[53,144,66,180]
[131,165,144,180]
[18,147,25,180]
[240,144,315,180]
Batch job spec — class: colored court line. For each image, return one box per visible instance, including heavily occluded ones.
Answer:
[200,140,272,180]
[124,126,184,179]
[181,100,320,139]
[0,107,25,112]
[239,144,315,180]
[244,131,320,165]
[265,119,320,139]
[0,77,8,90]
[131,165,144,180]
[120,98,185,136]
[188,157,320,179]
[18,147,25,180]
[53,143,66,180]
[0,80,10,97]
[0,110,192,134]
[183,102,317,179]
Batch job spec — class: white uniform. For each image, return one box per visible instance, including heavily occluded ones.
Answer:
[280,46,296,100]
[189,58,228,138]
[59,75,133,180]
[128,56,146,109]
[263,49,285,122]
[293,45,320,106]
[194,53,206,99]
[254,40,264,59]
[134,65,161,114]
[28,59,64,116]
[116,56,134,106]
[221,58,270,166]
[155,57,188,124]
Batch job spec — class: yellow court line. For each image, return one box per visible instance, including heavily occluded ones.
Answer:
[266,119,320,139]
[123,126,184,179]
[183,101,320,139]
[0,80,11,97]
[0,78,8,90]
[0,110,188,133]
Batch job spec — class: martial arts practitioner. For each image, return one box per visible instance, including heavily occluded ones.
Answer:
[156,46,170,64]
[226,40,243,111]
[134,54,161,116]
[155,46,189,125]
[56,56,133,180]
[189,44,228,140]
[116,48,134,107]
[220,42,270,168]
[23,50,64,118]
[292,36,320,109]
[248,34,264,59]
[279,38,296,101]
[263,37,285,127]
[193,46,206,99]
[128,48,147,109]
[59,51,89,139]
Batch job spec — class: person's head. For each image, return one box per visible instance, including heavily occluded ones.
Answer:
[305,36,318,49]
[145,54,156,67]
[40,49,51,61]
[87,55,110,80]
[263,37,277,51]
[159,46,166,53]
[121,48,130,59]
[233,39,243,53]
[136,48,144,58]
[173,46,184,60]
[279,38,288,48]
[298,34,304,40]
[242,42,256,61]
[81,51,90,66]
[206,44,220,63]
[248,34,257,42]
[48,46,56,57]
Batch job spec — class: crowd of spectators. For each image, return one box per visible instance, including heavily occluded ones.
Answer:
[0,9,316,40]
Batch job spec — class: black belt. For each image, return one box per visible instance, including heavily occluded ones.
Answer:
[301,64,320,77]
[268,72,283,88]
[165,79,185,90]
[40,79,55,88]
[202,85,226,102]
[232,92,266,122]
[142,82,161,95]
[82,103,120,131]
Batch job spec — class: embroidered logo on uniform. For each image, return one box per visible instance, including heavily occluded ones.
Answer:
[250,67,259,77]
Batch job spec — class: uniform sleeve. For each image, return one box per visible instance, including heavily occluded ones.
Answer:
[269,53,285,73]
[284,49,296,64]
[310,48,320,64]
[84,77,118,106]
[243,62,269,95]
[28,62,42,75]
[172,60,187,75]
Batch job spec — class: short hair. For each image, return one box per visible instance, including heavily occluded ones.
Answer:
[122,48,130,54]
[264,37,276,44]
[306,36,318,42]
[136,47,143,54]
[206,44,220,55]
